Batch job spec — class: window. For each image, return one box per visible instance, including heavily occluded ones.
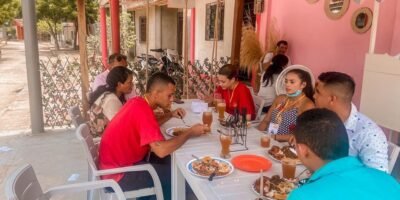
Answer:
[205,2,224,41]
[139,16,147,43]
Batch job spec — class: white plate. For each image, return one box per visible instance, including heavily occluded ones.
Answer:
[251,177,297,200]
[165,126,188,137]
[251,183,274,200]
[186,157,234,179]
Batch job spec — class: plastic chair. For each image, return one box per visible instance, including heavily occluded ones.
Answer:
[389,142,400,173]
[68,106,85,128]
[5,164,126,200]
[75,124,164,200]
[246,86,255,96]
[252,95,266,120]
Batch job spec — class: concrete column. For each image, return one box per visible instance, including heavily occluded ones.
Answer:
[190,8,195,64]
[100,7,108,69]
[21,0,44,133]
[110,0,120,54]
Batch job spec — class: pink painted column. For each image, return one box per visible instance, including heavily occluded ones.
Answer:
[256,14,261,37]
[190,8,196,64]
[100,7,108,69]
[109,0,120,54]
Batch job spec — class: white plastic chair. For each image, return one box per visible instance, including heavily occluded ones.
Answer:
[388,142,400,173]
[252,95,266,121]
[5,164,126,200]
[246,86,255,96]
[68,106,85,128]
[75,124,164,200]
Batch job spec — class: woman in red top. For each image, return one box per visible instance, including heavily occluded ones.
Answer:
[214,64,256,120]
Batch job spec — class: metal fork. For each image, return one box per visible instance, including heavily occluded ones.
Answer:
[179,113,189,127]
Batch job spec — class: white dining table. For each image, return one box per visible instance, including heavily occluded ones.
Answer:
[163,100,306,200]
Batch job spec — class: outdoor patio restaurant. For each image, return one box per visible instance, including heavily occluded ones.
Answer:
[4,0,400,199]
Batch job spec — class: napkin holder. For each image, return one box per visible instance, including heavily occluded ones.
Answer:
[225,107,248,152]
[191,101,208,113]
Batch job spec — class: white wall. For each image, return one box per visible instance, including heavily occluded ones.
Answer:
[134,6,179,57]
[161,6,178,50]
[135,8,155,57]
[195,0,235,62]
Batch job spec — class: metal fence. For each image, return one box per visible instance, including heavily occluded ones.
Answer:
[39,55,230,128]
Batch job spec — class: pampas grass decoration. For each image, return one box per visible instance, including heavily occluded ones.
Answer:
[267,17,281,52]
[240,25,264,71]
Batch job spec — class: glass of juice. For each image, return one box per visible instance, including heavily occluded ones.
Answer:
[217,102,226,120]
[260,134,271,148]
[282,158,296,179]
[202,110,213,133]
[219,129,232,159]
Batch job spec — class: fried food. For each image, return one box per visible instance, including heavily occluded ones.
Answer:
[268,145,300,163]
[254,175,296,199]
[192,156,230,176]
[172,127,188,136]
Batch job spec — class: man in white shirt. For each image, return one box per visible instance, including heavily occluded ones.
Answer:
[261,40,291,71]
[92,53,137,99]
[313,71,388,172]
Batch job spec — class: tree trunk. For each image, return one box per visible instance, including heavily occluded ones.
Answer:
[73,20,78,50]
[47,21,60,50]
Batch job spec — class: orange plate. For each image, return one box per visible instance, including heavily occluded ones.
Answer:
[231,155,272,172]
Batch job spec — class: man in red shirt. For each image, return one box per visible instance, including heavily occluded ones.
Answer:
[99,72,207,199]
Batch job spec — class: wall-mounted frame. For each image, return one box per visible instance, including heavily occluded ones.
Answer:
[324,0,350,20]
[351,7,373,34]
[306,0,319,4]
[254,0,264,14]
[205,2,225,41]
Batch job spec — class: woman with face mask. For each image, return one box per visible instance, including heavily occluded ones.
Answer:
[210,64,256,120]
[257,68,315,141]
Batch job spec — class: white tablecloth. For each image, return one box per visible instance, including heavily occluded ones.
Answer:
[163,100,306,200]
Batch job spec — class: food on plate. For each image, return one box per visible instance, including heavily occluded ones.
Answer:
[172,127,189,136]
[268,145,300,163]
[192,156,231,176]
[254,175,297,199]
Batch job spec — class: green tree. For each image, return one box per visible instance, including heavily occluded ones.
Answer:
[0,0,20,26]
[36,0,98,50]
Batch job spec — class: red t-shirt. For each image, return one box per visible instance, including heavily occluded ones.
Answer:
[98,97,165,182]
[216,82,256,120]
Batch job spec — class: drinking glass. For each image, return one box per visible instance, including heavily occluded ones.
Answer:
[260,134,271,148]
[219,129,232,159]
[202,110,213,133]
[217,102,226,120]
[282,158,296,179]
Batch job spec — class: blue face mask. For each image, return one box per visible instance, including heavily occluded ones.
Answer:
[287,90,302,97]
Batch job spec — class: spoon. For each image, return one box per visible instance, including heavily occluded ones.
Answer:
[178,113,189,127]
[295,169,309,180]
[208,167,218,181]
[191,154,201,161]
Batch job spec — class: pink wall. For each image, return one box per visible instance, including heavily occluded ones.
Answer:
[390,1,400,55]
[258,0,399,106]
[375,0,398,55]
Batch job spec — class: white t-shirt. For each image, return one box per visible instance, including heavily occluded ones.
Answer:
[257,73,278,106]
[260,52,292,72]
[94,92,122,120]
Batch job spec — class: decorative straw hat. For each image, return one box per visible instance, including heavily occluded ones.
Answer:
[275,65,316,95]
